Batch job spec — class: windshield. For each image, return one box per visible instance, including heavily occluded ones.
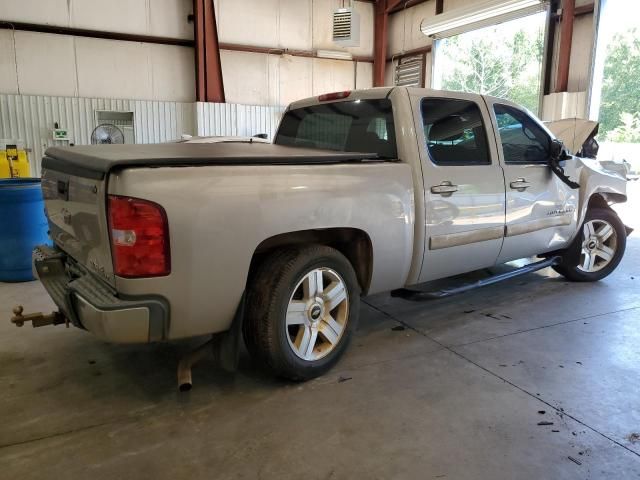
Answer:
[274,99,397,159]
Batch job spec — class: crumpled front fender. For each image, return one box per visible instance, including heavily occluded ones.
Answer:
[572,156,627,233]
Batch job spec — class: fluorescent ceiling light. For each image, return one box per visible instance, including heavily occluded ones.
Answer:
[421,0,543,38]
[316,49,353,60]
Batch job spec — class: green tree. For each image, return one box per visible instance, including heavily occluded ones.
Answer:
[599,29,640,139]
[440,27,544,113]
[441,37,511,98]
[606,112,640,143]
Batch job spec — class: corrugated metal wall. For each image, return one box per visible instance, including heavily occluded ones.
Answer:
[0,94,286,177]
[196,102,284,139]
[0,94,195,177]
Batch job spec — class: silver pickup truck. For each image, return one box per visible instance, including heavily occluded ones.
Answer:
[17,87,630,384]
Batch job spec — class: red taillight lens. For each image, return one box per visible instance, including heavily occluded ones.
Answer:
[108,195,170,278]
[318,91,351,102]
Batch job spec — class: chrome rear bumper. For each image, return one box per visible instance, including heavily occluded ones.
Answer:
[32,245,168,343]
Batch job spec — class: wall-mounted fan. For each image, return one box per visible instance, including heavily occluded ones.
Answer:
[91,124,125,144]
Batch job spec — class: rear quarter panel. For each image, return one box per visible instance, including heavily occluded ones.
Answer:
[108,162,414,339]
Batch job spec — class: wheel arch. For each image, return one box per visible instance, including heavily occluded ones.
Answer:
[587,192,626,210]
[249,228,374,294]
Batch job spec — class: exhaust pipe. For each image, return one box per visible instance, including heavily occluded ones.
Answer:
[176,296,245,391]
[177,339,214,392]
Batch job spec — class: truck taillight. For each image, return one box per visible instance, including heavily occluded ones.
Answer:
[107,195,170,278]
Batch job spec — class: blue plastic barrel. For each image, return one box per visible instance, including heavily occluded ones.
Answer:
[0,178,50,282]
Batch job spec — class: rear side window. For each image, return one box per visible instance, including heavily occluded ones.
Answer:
[493,104,550,164]
[421,98,490,166]
[275,99,397,159]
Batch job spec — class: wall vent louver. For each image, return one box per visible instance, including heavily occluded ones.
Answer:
[332,8,360,47]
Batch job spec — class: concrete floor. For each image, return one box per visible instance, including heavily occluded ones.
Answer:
[2,185,639,479]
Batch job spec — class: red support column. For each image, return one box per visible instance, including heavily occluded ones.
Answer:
[555,0,575,93]
[373,0,388,87]
[194,0,225,102]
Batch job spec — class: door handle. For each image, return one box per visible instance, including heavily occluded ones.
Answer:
[510,178,531,192]
[430,181,458,196]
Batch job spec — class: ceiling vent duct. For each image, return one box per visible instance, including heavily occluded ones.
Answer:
[333,7,360,47]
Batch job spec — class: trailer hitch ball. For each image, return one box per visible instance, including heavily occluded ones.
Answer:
[11,305,25,327]
[10,305,68,328]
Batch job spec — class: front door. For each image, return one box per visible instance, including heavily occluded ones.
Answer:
[412,92,506,282]
[484,100,579,263]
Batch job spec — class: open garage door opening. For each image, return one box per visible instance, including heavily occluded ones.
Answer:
[590,0,640,174]
[432,11,547,115]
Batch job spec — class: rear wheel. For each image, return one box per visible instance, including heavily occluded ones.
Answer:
[243,245,360,380]
[554,207,626,282]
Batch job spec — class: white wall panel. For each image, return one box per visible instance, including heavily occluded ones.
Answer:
[312,58,354,96]
[385,60,395,86]
[279,0,313,50]
[0,93,196,176]
[220,50,270,106]
[0,0,70,27]
[443,0,477,12]
[14,31,78,97]
[75,38,152,100]
[70,0,148,35]
[220,50,360,106]
[1,31,195,102]
[568,15,594,93]
[149,0,194,39]
[278,55,313,106]
[356,61,373,89]
[1,0,193,39]
[0,31,19,95]
[149,44,196,102]
[196,102,284,139]
[218,0,280,47]
[216,0,373,56]
[388,1,435,56]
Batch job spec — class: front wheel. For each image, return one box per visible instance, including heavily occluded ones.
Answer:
[554,207,626,282]
[243,245,360,380]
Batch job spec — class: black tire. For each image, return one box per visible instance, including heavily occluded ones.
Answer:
[553,207,626,282]
[243,245,360,381]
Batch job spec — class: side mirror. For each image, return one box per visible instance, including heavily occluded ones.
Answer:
[550,139,571,163]
[549,138,580,189]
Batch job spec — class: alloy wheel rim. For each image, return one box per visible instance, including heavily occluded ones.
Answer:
[285,268,349,361]
[578,219,617,273]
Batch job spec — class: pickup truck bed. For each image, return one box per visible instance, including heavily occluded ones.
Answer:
[43,143,382,179]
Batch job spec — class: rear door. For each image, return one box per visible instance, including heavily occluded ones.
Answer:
[41,168,115,286]
[484,100,579,263]
[411,92,506,282]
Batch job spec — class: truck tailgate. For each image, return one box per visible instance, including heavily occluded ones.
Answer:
[41,167,115,286]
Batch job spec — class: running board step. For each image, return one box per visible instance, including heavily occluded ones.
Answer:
[391,256,561,302]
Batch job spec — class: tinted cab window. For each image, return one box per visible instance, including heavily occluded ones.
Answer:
[275,99,397,159]
[421,98,490,166]
[494,104,550,164]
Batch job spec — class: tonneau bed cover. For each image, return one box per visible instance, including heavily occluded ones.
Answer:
[43,143,381,179]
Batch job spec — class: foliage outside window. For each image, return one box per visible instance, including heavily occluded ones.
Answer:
[599,28,640,143]
[433,12,545,114]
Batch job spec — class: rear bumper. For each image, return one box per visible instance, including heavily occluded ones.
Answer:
[33,245,169,343]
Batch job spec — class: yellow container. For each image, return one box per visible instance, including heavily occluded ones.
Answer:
[0,140,31,178]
